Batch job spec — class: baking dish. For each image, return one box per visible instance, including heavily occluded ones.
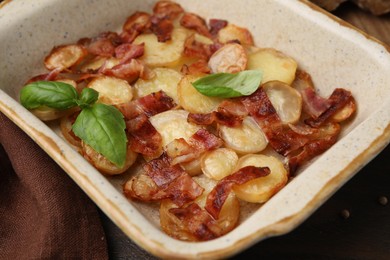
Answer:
[1,0,390,258]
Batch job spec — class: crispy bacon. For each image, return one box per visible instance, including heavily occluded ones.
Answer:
[166,129,223,165]
[205,166,270,219]
[101,59,149,83]
[181,59,211,75]
[128,154,204,207]
[305,88,353,128]
[188,100,247,127]
[180,12,212,38]
[86,32,122,57]
[169,203,220,241]
[292,70,331,118]
[117,90,176,120]
[288,123,341,174]
[114,43,144,63]
[150,16,174,42]
[25,68,62,83]
[126,114,162,157]
[117,91,175,157]
[152,0,184,20]
[148,0,184,42]
[188,109,242,127]
[183,34,212,60]
[122,11,151,43]
[241,88,309,156]
[209,19,228,36]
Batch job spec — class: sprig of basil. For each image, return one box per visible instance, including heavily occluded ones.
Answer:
[72,103,127,168]
[19,80,127,167]
[192,70,263,98]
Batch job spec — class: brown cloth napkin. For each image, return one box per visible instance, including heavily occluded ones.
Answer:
[0,112,108,259]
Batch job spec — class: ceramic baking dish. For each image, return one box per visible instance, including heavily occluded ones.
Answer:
[1,0,390,258]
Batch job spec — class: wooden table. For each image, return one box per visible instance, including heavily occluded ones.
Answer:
[100,3,390,259]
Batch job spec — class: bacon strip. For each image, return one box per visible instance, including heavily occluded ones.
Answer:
[126,114,162,157]
[85,32,122,57]
[166,129,223,165]
[180,12,212,38]
[183,34,213,60]
[101,59,150,83]
[209,19,228,36]
[188,100,247,127]
[288,123,341,174]
[241,88,309,156]
[169,203,220,241]
[181,59,211,75]
[117,91,176,157]
[205,166,270,219]
[143,155,204,206]
[150,16,174,42]
[121,11,151,43]
[150,1,184,42]
[117,90,176,120]
[114,43,145,63]
[292,70,331,118]
[305,88,353,128]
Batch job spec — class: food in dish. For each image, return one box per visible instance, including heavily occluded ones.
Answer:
[19,0,356,241]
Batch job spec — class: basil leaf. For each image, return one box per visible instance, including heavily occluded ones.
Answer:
[20,81,79,110]
[77,88,99,108]
[192,70,263,98]
[72,103,127,167]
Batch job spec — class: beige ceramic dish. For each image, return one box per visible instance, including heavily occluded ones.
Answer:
[1,0,390,259]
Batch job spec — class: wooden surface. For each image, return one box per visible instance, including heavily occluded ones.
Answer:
[100,3,390,259]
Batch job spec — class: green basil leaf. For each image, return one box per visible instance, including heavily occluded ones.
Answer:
[72,103,127,167]
[192,70,263,98]
[77,88,99,108]
[20,81,79,110]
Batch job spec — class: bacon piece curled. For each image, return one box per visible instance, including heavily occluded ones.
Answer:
[166,129,223,165]
[209,19,228,36]
[125,155,204,206]
[188,100,247,127]
[180,12,212,37]
[121,11,151,43]
[117,91,175,157]
[205,166,270,219]
[241,88,309,156]
[305,88,353,128]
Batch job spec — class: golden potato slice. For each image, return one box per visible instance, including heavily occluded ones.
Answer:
[177,74,223,113]
[44,44,87,70]
[160,175,240,241]
[149,109,202,147]
[208,43,247,73]
[87,76,133,105]
[60,111,82,148]
[201,148,238,180]
[232,154,288,203]
[248,48,297,85]
[219,116,268,154]
[133,68,182,104]
[263,81,302,124]
[133,28,188,67]
[81,142,138,175]
[181,158,202,176]
[217,24,254,45]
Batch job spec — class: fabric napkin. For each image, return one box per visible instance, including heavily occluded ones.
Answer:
[0,112,108,259]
